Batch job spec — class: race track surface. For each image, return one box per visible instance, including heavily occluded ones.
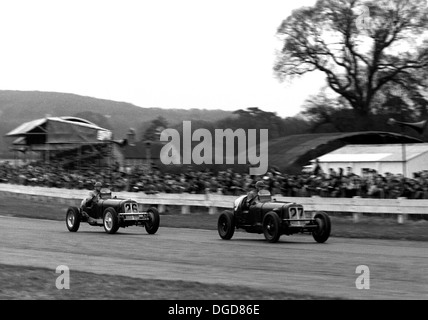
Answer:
[1,216,427,299]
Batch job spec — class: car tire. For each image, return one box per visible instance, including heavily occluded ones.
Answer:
[66,207,81,232]
[145,207,160,234]
[312,211,331,243]
[103,207,119,234]
[263,211,281,243]
[218,210,235,240]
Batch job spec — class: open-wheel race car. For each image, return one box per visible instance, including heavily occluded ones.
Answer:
[66,189,160,234]
[217,191,331,243]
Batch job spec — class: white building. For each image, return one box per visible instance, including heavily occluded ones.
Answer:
[313,143,428,177]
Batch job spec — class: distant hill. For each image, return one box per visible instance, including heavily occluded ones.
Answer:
[0,90,232,157]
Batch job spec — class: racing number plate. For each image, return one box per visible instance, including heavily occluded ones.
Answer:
[289,207,305,226]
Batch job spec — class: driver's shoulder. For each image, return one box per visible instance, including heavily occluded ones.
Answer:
[247,190,257,197]
[88,190,100,197]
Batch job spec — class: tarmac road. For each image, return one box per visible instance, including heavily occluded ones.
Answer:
[0,215,427,299]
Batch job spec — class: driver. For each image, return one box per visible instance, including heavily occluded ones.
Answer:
[246,181,266,207]
[80,181,103,212]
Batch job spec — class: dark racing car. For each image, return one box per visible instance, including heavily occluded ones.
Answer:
[217,191,331,243]
[66,189,160,234]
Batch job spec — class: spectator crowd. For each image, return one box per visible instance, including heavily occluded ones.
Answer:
[1,160,428,199]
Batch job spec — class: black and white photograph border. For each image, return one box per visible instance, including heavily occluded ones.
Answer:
[0,0,428,309]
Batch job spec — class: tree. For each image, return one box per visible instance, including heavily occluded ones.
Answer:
[302,89,344,123]
[301,83,428,135]
[142,116,169,141]
[232,107,283,139]
[280,116,312,136]
[301,88,360,132]
[274,0,428,124]
[215,107,311,138]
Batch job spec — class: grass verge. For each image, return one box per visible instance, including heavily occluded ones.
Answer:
[0,264,327,300]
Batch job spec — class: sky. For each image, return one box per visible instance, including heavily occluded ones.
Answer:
[0,0,325,118]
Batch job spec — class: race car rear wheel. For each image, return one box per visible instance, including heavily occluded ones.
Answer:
[103,208,119,234]
[263,212,281,243]
[66,207,81,232]
[312,211,331,243]
[218,210,235,240]
[145,207,160,234]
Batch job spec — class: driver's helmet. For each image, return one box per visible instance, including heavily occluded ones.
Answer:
[94,182,102,188]
[255,181,266,189]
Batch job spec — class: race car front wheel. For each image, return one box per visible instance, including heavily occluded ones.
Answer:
[145,207,160,234]
[66,207,81,232]
[263,212,281,243]
[217,210,235,240]
[103,208,119,234]
[312,211,331,243]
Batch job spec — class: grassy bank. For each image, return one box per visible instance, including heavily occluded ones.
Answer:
[0,264,327,300]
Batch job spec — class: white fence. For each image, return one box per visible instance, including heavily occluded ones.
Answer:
[0,184,427,223]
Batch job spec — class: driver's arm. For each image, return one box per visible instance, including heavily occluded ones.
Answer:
[84,191,97,206]
[246,191,257,206]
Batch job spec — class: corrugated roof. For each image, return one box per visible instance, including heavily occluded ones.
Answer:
[5,118,47,136]
[50,116,104,131]
[5,116,108,137]
[248,131,423,173]
[317,143,428,162]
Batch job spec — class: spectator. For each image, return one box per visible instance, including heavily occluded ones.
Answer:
[2,161,428,199]
[327,168,337,179]
[313,159,323,176]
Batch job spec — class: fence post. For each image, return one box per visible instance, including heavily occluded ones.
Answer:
[158,204,166,214]
[181,205,190,214]
[205,192,218,215]
[352,212,362,223]
[397,214,407,224]
[397,197,408,224]
[208,207,218,215]
[352,196,362,223]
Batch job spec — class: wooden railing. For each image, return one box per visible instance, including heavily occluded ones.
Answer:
[1,183,427,223]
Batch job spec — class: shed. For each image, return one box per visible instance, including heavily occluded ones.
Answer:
[314,143,428,177]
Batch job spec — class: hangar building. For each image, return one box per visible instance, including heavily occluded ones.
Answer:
[264,131,423,174]
[313,143,428,177]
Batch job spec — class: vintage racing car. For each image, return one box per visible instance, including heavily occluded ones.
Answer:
[66,189,160,234]
[217,191,331,243]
